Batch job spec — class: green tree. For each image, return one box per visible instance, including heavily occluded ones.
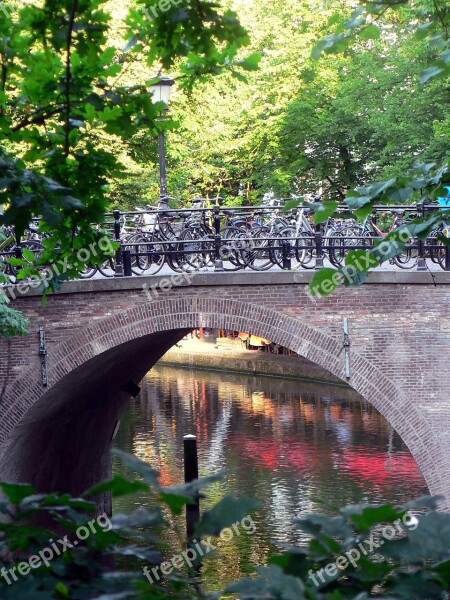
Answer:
[0,0,257,335]
[124,0,448,202]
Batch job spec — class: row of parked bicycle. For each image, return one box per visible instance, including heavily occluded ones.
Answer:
[0,197,449,278]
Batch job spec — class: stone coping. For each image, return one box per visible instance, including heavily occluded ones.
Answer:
[5,269,450,298]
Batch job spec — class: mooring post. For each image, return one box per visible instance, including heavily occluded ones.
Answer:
[416,201,427,271]
[184,434,200,540]
[314,223,324,268]
[445,241,450,272]
[281,239,291,270]
[122,248,132,276]
[213,204,224,271]
[113,209,124,277]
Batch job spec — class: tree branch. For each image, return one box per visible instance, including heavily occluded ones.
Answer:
[65,0,79,156]
[432,0,449,37]
[11,106,65,132]
[326,176,346,199]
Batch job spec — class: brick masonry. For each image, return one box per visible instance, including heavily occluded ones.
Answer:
[0,271,449,509]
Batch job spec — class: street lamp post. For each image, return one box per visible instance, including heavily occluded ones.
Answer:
[149,76,175,204]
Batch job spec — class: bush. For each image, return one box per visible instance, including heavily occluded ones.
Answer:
[0,449,448,599]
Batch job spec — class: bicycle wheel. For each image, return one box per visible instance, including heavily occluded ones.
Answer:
[0,243,15,278]
[294,229,315,269]
[392,239,418,269]
[241,227,274,271]
[219,226,247,271]
[97,257,115,277]
[165,232,187,273]
[428,229,445,267]
[435,236,448,270]
[126,233,165,276]
[178,228,212,272]
[79,263,98,279]
[270,227,296,269]
[329,225,365,267]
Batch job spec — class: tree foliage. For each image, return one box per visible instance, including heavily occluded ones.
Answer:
[0,0,258,335]
[124,0,449,203]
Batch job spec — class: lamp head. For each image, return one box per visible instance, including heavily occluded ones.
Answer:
[149,76,175,107]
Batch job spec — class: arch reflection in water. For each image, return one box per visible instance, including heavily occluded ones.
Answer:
[113,365,428,588]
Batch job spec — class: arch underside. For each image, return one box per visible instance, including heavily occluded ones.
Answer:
[0,296,447,510]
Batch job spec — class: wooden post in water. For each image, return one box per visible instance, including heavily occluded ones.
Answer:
[184,434,200,540]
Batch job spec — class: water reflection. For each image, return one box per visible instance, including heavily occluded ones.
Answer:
[113,365,428,589]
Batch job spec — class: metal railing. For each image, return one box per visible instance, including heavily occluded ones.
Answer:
[1,202,449,279]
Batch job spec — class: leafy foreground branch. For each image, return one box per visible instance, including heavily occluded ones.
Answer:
[0,0,259,331]
[0,450,448,599]
[306,160,450,297]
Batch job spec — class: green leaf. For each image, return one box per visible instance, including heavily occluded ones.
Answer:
[313,200,338,224]
[414,22,434,41]
[341,503,404,530]
[1,482,36,503]
[110,507,162,530]
[227,565,307,600]
[194,496,259,537]
[311,34,344,59]
[111,449,160,488]
[354,202,375,220]
[345,249,378,270]
[345,195,372,210]
[294,512,353,541]
[21,247,36,262]
[420,64,446,84]
[327,13,342,27]
[386,187,414,203]
[404,512,450,561]
[159,491,191,515]
[309,268,340,297]
[239,51,262,70]
[366,178,397,198]
[54,582,69,598]
[351,555,392,582]
[112,544,161,562]
[283,199,301,212]
[433,559,450,587]
[163,471,225,498]
[83,475,149,498]
[402,495,444,511]
[360,24,380,40]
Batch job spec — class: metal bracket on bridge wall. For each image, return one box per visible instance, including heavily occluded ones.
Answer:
[343,318,351,381]
[38,326,48,387]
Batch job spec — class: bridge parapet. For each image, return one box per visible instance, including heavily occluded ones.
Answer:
[0,271,449,510]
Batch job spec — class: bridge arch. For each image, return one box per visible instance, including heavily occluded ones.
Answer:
[0,296,445,508]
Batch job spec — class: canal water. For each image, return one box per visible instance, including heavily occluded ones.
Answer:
[113,364,428,589]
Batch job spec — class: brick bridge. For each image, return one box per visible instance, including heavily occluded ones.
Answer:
[0,271,449,511]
